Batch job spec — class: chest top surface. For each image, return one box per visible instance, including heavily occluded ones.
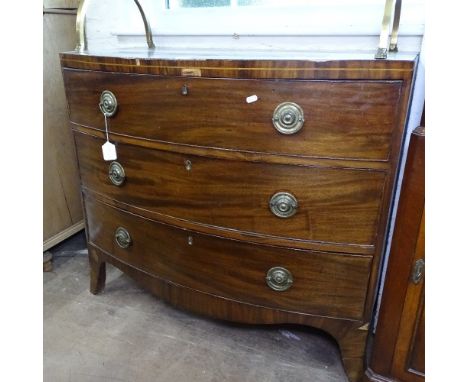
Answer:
[60,50,416,80]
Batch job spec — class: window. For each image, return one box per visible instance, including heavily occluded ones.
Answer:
[147,0,424,36]
[168,0,230,8]
[106,0,424,53]
[167,0,314,8]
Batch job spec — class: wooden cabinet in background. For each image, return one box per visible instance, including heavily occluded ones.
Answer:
[43,7,84,250]
[365,126,425,381]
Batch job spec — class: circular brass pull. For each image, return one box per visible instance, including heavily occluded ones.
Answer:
[115,227,132,249]
[266,267,293,291]
[108,161,126,186]
[99,90,118,117]
[269,192,298,218]
[272,102,304,135]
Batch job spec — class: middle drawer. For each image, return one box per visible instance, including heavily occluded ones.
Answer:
[75,132,386,248]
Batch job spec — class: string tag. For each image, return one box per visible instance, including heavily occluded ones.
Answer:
[102,141,117,161]
[101,115,117,161]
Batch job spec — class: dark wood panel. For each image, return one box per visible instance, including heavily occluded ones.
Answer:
[84,188,376,255]
[75,131,386,248]
[85,195,372,320]
[71,123,390,171]
[63,69,402,161]
[365,127,425,382]
[392,211,425,381]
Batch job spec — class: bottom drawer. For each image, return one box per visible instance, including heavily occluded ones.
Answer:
[85,196,372,320]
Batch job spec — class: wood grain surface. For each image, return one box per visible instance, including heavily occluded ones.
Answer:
[86,195,372,320]
[63,69,402,161]
[365,127,425,382]
[60,53,415,80]
[75,131,386,250]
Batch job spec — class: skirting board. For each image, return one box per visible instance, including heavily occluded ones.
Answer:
[43,220,85,252]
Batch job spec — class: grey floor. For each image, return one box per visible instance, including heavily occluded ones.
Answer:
[44,232,348,382]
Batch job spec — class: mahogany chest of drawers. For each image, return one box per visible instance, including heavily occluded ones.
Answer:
[61,52,416,382]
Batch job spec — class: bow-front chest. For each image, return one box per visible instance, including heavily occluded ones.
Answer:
[61,52,416,382]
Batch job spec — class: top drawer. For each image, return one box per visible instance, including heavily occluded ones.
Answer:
[63,69,402,161]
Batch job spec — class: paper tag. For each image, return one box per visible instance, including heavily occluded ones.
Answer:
[102,141,117,161]
[246,95,258,104]
[181,68,202,77]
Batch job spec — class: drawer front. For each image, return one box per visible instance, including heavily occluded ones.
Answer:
[76,132,386,247]
[64,69,402,161]
[85,196,372,320]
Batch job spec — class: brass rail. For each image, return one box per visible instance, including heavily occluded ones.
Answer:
[76,0,155,52]
[375,0,403,59]
[76,0,401,59]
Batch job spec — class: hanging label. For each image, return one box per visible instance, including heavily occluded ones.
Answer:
[102,141,117,161]
[102,114,117,161]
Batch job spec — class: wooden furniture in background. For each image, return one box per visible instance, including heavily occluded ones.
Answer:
[43,6,83,251]
[61,53,416,381]
[365,126,425,381]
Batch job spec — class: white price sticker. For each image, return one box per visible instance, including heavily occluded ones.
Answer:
[102,141,117,161]
[246,95,258,104]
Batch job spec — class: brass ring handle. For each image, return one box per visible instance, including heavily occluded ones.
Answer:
[115,227,132,249]
[269,192,298,218]
[272,102,305,135]
[266,267,293,291]
[76,0,155,52]
[108,161,126,186]
[99,90,118,117]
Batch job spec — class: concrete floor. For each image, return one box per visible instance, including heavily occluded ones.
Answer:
[44,232,348,382]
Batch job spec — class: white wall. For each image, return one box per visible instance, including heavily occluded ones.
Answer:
[84,0,424,54]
